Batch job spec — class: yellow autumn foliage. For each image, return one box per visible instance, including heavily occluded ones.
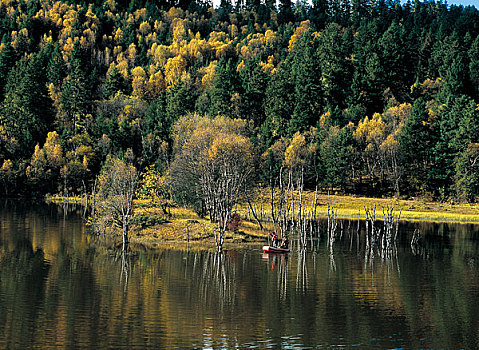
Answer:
[259,55,275,74]
[380,132,400,154]
[164,55,187,87]
[151,44,172,68]
[43,131,64,168]
[199,61,216,90]
[116,59,128,79]
[139,21,151,35]
[288,20,311,51]
[131,66,148,99]
[165,7,185,23]
[355,113,387,146]
[137,165,169,203]
[114,27,123,44]
[236,60,245,72]
[1,159,13,173]
[284,132,311,169]
[128,43,137,65]
[148,71,166,98]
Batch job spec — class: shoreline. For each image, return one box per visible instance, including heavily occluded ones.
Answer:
[47,193,479,250]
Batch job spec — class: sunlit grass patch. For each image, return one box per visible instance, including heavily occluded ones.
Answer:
[49,191,479,252]
[300,193,479,223]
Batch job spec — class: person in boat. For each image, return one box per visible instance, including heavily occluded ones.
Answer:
[270,232,279,247]
[280,237,289,249]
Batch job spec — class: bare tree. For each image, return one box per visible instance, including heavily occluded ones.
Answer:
[169,115,255,251]
[95,154,139,251]
[200,134,254,250]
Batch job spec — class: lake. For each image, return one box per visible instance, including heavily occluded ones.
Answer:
[1,201,479,349]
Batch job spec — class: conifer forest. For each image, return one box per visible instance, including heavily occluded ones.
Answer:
[1,0,479,204]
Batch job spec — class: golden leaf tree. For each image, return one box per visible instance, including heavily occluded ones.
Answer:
[169,115,254,251]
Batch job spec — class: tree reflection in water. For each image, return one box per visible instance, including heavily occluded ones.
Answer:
[116,250,131,292]
[191,252,237,307]
[296,249,308,292]
[262,252,289,299]
[0,238,50,349]
[3,202,479,349]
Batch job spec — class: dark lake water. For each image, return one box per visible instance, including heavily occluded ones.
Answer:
[1,201,479,349]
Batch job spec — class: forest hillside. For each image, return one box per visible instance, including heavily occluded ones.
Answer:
[0,0,479,203]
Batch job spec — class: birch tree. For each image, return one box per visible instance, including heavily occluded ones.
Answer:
[169,115,254,251]
[95,154,139,251]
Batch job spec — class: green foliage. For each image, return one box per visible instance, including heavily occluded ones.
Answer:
[320,125,354,191]
[0,51,53,158]
[103,66,127,99]
[378,21,411,100]
[132,214,168,228]
[208,58,239,117]
[166,80,196,125]
[317,23,352,111]
[264,61,294,140]
[289,30,323,135]
[454,143,479,202]
[0,42,15,100]
[0,0,477,202]
[469,35,479,99]
[398,98,436,195]
[47,45,66,88]
[239,59,268,127]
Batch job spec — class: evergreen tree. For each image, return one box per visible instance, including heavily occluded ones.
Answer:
[469,35,479,100]
[398,98,436,194]
[351,0,370,26]
[0,41,15,100]
[310,0,329,29]
[0,0,477,199]
[208,59,239,117]
[0,51,53,158]
[320,125,355,191]
[60,56,90,135]
[239,59,269,127]
[278,0,294,24]
[263,61,295,142]
[166,79,196,124]
[289,31,323,134]
[103,66,126,99]
[439,51,469,99]
[431,31,462,83]
[47,45,67,88]
[219,0,234,18]
[145,91,169,141]
[349,20,384,115]
[433,95,479,197]
[454,143,479,202]
[378,21,412,100]
[317,23,352,113]
[355,52,386,115]
[328,0,344,25]
[415,30,434,81]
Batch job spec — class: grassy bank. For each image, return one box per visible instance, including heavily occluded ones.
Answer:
[310,194,479,223]
[48,193,479,250]
[48,196,272,250]
[131,202,270,249]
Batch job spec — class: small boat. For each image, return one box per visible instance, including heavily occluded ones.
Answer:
[263,245,290,253]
